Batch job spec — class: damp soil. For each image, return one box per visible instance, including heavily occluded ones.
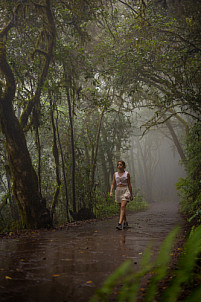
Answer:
[0,201,183,302]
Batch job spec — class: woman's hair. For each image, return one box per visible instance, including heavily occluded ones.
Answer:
[117,160,126,168]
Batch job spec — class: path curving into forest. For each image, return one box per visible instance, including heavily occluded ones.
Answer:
[0,201,183,302]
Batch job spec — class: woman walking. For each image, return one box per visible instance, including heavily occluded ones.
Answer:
[110,160,133,230]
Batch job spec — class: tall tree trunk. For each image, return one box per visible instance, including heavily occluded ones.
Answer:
[0,81,51,227]
[167,109,189,135]
[135,138,146,192]
[101,124,115,180]
[68,89,76,212]
[164,117,186,161]
[135,136,154,202]
[5,163,19,220]
[65,80,76,213]
[56,111,70,221]
[35,125,42,195]
[50,97,61,220]
[90,109,105,191]
[0,0,55,228]
[85,109,104,208]
[129,138,136,188]
[99,139,110,193]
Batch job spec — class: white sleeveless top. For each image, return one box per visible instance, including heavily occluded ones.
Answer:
[115,171,128,186]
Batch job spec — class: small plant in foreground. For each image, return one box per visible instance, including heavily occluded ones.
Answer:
[90,226,201,302]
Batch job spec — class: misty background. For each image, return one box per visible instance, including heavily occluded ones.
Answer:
[122,109,186,204]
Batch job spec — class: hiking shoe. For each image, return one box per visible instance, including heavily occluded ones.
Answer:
[116,223,122,230]
[124,222,128,228]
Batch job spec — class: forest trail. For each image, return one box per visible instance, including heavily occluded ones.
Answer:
[0,201,183,302]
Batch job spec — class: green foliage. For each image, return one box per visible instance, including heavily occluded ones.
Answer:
[95,192,147,219]
[144,228,180,302]
[126,196,148,212]
[90,225,201,302]
[1,0,201,229]
[177,122,201,218]
[90,227,179,302]
[95,195,119,218]
[162,225,201,302]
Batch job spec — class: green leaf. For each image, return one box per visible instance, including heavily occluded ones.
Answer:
[162,225,201,302]
[145,227,180,302]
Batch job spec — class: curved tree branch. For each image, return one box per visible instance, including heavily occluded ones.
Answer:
[20,0,56,128]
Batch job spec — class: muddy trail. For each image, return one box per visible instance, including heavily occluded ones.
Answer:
[0,201,183,302]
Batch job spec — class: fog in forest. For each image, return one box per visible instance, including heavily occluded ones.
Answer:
[123,125,186,204]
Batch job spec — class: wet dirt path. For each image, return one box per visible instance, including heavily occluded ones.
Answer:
[0,201,183,302]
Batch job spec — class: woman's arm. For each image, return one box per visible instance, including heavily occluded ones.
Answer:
[110,173,116,197]
[127,173,133,200]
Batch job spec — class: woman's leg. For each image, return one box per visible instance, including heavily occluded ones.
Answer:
[119,200,127,224]
[123,207,127,223]
[119,204,127,223]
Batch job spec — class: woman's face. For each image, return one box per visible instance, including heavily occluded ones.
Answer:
[117,162,124,169]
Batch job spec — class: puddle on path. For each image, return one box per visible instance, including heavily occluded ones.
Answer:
[0,201,183,302]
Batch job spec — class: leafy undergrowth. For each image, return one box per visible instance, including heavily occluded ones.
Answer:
[95,195,148,218]
[90,221,201,302]
[0,199,147,239]
[152,222,201,302]
[0,193,147,234]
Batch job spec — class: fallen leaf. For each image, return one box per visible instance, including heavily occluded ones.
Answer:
[5,276,12,280]
[52,274,60,277]
[86,281,93,284]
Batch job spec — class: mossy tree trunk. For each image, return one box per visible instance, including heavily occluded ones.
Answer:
[0,0,55,228]
[0,43,51,228]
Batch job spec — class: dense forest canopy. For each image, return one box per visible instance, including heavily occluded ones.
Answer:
[0,0,200,229]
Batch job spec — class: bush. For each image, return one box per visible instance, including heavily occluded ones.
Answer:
[94,191,148,218]
[177,122,201,220]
